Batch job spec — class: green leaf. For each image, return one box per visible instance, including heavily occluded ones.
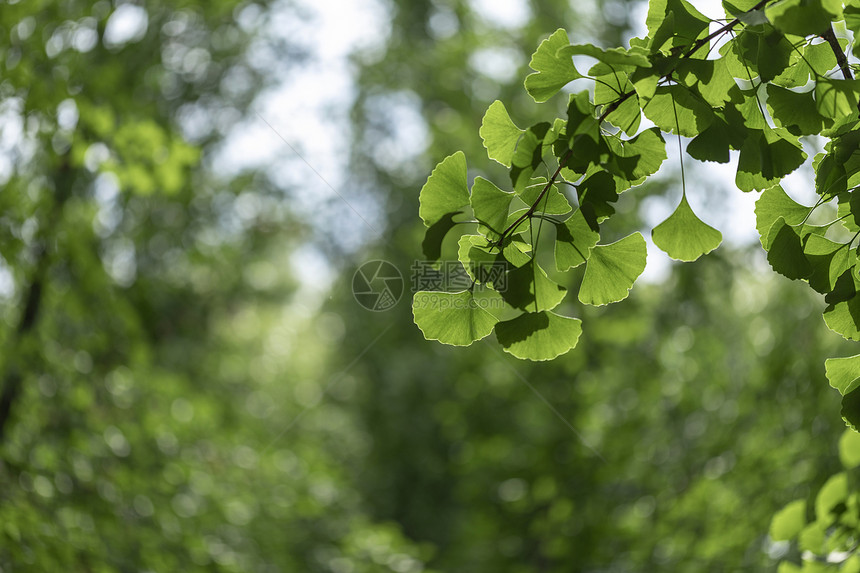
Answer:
[579,232,647,306]
[591,64,641,136]
[772,40,839,88]
[844,386,860,432]
[519,178,572,215]
[652,195,722,261]
[816,79,860,119]
[766,0,842,37]
[555,209,600,271]
[578,170,619,229]
[650,10,676,52]
[422,212,459,261]
[495,311,583,361]
[804,234,851,293]
[770,499,807,541]
[839,428,860,467]
[511,122,552,190]
[687,118,733,163]
[826,354,860,395]
[814,152,848,201]
[733,24,792,83]
[736,128,807,192]
[767,84,829,136]
[480,101,524,167]
[604,128,667,185]
[412,290,500,346]
[457,234,501,284]
[643,85,714,137]
[824,274,860,340]
[471,177,514,235]
[419,151,470,227]
[556,44,650,69]
[565,91,602,174]
[765,217,812,280]
[524,29,582,103]
[646,0,710,47]
[755,185,811,247]
[501,260,568,312]
[675,57,735,107]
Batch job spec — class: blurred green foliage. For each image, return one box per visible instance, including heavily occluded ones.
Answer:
[0,0,856,571]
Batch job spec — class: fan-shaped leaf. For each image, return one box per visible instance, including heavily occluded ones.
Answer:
[413,290,500,346]
[495,311,583,361]
[652,195,722,261]
[419,151,469,227]
[579,232,647,306]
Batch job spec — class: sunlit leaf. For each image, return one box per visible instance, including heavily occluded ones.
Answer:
[579,232,647,306]
[524,29,582,103]
[419,151,469,227]
[480,100,524,167]
[652,195,722,261]
[413,290,500,346]
[495,311,583,361]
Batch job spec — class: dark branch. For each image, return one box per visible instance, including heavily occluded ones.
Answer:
[0,158,72,444]
[822,26,853,80]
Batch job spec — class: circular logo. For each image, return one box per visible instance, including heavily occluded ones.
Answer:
[352,260,403,312]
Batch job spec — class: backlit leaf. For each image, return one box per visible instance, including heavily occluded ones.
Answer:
[579,232,647,306]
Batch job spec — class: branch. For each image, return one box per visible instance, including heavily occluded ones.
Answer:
[822,26,853,80]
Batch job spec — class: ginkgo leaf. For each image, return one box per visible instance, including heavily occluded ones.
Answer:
[524,29,582,103]
[687,120,734,164]
[501,260,568,312]
[736,128,807,192]
[816,78,860,119]
[511,122,552,190]
[755,185,811,247]
[457,234,499,284]
[766,0,842,37]
[844,387,860,432]
[646,0,710,46]
[555,209,600,271]
[519,178,572,215]
[824,278,860,341]
[422,212,459,261]
[604,128,667,185]
[556,44,651,69]
[495,311,583,361]
[643,85,715,137]
[480,100,524,167]
[804,234,851,293]
[413,290,500,346]
[471,177,514,235]
[652,195,722,261]
[767,85,829,136]
[675,57,735,107]
[765,217,812,280]
[419,151,469,227]
[825,354,860,395]
[579,232,647,306]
